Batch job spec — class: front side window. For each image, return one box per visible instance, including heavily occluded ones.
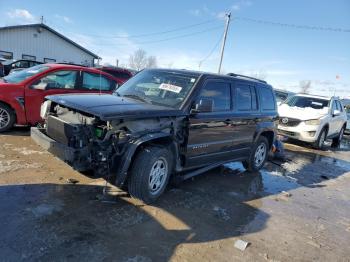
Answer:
[197,81,231,112]
[116,69,199,108]
[82,72,112,91]
[260,86,276,110]
[3,65,49,83]
[31,70,77,90]
[336,101,343,112]
[13,61,29,68]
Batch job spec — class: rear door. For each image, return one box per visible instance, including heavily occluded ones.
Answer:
[231,81,260,150]
[24,69,81,124]
[186,79,234,168]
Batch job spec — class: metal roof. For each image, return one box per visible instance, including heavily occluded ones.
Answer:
[0,23,100,59]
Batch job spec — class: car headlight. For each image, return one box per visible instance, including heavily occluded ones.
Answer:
[40,100,51,119]
[304,119,320,125]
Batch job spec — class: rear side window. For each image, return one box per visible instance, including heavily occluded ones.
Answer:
[235,83,258,111]
[260,86,276,110]
[198,81,231,112]
[82,72,112,91]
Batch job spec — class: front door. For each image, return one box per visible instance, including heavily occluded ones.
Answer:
[24,69,80,125]
[186,80,234,168]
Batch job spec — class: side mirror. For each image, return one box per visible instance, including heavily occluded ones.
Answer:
[333,109,341,117]
[192,98,214,113]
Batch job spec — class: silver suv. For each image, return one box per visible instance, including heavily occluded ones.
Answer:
[278,94,347,149]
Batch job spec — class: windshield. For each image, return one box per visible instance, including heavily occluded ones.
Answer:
[285,95,329,109]
[3,65,49,83]
[274,90,288,103]
[116,70,199,108]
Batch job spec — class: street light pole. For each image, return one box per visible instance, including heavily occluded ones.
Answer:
[218,12,231,74]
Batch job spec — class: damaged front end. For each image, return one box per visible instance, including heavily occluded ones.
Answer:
[32,101,187,185]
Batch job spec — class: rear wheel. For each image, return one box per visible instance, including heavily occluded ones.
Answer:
[128,146,173,204]
[0,103,15,132]
[242,136,269,172]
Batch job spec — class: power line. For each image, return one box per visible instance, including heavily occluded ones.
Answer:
[93,26,223,46]
[199,30,224,69]
[235,16,350,33]
[79,19,219,38]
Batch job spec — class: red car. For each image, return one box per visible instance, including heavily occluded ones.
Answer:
[0,64,119,132]
[95,66,133,84]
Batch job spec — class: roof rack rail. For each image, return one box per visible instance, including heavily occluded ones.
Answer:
[226,73,267,84]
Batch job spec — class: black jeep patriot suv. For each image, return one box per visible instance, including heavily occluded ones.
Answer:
[32,69,277,203]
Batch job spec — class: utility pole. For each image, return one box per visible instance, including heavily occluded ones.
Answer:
[40,16,44,24]
[218,12,231,74]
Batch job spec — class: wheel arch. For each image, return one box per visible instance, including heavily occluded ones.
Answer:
[115,133,178,186]
[255,130,275,150]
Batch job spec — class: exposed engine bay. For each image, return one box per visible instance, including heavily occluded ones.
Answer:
[41,101,188,183]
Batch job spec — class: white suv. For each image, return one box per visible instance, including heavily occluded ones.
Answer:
[277,94,347,149]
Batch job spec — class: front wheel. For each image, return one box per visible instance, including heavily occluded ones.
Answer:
[313,128,327,150]
[0,103,16,132]
[242,136,269,172]
[331,126,345,147]
[128,146,173,204]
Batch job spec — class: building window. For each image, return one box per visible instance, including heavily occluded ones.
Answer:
[44,58,56,63]
[0,50,13,60]
[22,54,36,60]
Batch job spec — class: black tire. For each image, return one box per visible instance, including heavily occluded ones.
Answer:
[128,146,173,204]
[331,125,345,147]
[242,136,269,172]
[0,103,16,132]
[313,127,327,150]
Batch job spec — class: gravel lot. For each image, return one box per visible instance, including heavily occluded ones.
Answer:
[1,128,350,261]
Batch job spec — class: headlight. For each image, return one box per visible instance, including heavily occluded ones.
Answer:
[40,100,51,119]
[304,119,320,125]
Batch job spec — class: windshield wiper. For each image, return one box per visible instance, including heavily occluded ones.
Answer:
[123,94,148,103]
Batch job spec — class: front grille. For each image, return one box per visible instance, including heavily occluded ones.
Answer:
[279,117,301,127]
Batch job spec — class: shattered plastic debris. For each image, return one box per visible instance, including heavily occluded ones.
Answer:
[234,239,250,251]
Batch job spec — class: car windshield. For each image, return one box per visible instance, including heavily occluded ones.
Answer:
[285,95,329,109]
[3,65,49,83]
[274,90,288,103]
[115,70,199,108]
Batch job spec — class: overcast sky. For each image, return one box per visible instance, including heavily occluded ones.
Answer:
[0,0,349,97]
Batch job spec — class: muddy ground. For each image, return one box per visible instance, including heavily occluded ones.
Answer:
[0,128,350,262]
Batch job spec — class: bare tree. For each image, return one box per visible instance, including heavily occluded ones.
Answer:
[128,49,157,70]
[129,49,147,71]
[146,56,157,68]
[299,80,311,94]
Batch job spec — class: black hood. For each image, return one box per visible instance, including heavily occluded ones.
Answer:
[46,93,184,120]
